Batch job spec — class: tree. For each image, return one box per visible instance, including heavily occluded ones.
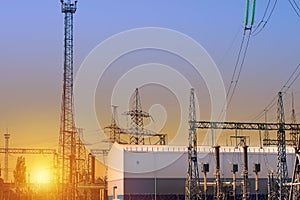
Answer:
[13,156,26,184]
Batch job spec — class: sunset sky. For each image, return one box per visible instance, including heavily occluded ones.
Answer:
[0,1,300,180]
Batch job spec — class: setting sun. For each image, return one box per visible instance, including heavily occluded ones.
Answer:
[32,169,52,184]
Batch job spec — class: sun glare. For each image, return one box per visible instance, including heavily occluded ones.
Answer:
[33,170,51,184]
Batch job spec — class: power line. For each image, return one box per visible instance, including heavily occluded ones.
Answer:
[217,1,257,121]
[226,32,246,100]
[218,29,252,121]
[252,0,278,36]
[250,63,300,121]
[281,64,300,93]
[227,31,252,109]
[288,0,300,18]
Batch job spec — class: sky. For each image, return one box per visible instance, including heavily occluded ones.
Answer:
[0,0,300,180]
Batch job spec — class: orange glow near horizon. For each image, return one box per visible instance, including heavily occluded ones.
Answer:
[32,169,52,184]
[28,159,54,184]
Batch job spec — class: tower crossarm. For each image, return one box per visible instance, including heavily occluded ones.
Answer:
[194,121,300,131]
[123,110,151,118]
[90,149,109,156]
[0,148,56,154]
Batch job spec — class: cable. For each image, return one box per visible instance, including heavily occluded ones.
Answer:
[281,64,300,92]
[292,0,300,12]
[217,1,257,121]
[217,26,242,66]
[251,63,300,121]
[227,32,246,99]
[252,0,278,36]
[227,31,252,109]
[218,31,251,121]
[288,0,300,18]
[252,0,271,34]
[251,99,277,122]
[282,64,300,94]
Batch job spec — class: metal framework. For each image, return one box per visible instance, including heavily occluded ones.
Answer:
[289,93,300,200]
[76,128,88,184]
[0,148,56,154]
[276,92,288,199]
[0,147,56,183]
[194,121,300,131]
[105,106,122,144]
[107,104,167,145]
[290,92,298,147]
[4,132,10,183]
[124,88,151,145]
[194,95,300,199]
[185,88,202,200]
[59,0,78,199]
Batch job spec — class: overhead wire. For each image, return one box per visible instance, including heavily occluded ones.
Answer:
[241,0,278,121]
[282,65,300,94]
[218,0,256,121]
[251,63,300,122]
[227,30,252,109]
[251,99,276,122]
[252,0,271,34]
[252,0,278,36]
[226,32,246,101]
[288,0,300,18]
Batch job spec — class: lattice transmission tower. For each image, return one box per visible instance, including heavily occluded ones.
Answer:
[289,92,300,200]
[124,88,151,145]
[105,105,122,145]
[276,91,288,200]
[185,88,202,200]
[290,92,298,147]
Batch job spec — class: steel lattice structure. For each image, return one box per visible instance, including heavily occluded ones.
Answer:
[276,92,288,200]
[194,93,300,199]
[0,147,57,183]
[124,88,151,145]
[59,0,77,199]
[290,92,298,147]
[289,94,300,200]
[0,148,56,154]
[105,105,122,144]
[105,104,167,145]
[194,121,300,131]
[4,132,10,183]
[185,88,202,200]
[76,128,88,184]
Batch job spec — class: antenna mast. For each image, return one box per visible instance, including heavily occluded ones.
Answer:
[59,0,77,199]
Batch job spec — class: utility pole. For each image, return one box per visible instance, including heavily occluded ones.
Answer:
[59,0,78,199]
[276,92,288,200]
[185,88,202,200]
[4,130,10,183]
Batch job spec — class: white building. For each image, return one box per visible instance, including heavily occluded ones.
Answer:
[106,143,295,200]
